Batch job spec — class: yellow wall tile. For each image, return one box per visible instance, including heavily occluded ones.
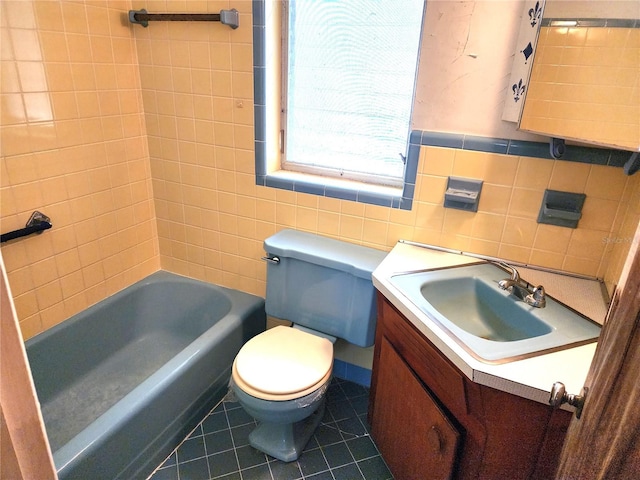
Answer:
[2,0,637,344]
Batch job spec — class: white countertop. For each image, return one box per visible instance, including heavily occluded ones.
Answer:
[372,242,608,408]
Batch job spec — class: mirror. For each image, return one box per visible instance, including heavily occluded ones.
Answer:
[518,1,640,152]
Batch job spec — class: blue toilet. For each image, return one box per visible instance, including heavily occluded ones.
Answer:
[230,229,385,462]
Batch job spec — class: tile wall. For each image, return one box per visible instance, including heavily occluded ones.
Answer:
[1,0,638,341]
[0,0,158,339]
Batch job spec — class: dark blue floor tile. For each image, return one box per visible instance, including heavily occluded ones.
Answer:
[148,379,393,480]
[337,417,368,438]
[226,405,255,427]
[177,457,210,480]
[177,436,206,463]
[202,411,229,434]
[268,459,303,480]
[332,462,365,480]
[328,399,357,422]
[305,471,334,480]
[346,436,379,461]
[236,444,269,470]
[322,442,354,468]
[241,463,272,480]
[149,465,178,480]
[215,473,241,480]
[297,448,329,476]
[208,449,240,478]
[313,424,343,447]
[349,395,369,415]
[205,429,234,454]
[187,425,203,439]
[358,455,393,480]
[341,382,368,399]
[159,452,177,468]
[230,423,255,447]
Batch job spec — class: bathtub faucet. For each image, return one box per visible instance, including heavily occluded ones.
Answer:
[496,263,546,308]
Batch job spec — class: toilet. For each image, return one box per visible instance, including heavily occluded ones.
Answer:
[230,229,386,462]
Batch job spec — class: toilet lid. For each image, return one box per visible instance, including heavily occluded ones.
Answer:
[235,326,333,396]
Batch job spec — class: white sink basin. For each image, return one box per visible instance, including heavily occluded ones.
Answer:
[390,263,601,363]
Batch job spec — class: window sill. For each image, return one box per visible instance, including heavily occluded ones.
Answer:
[257,170,414,209]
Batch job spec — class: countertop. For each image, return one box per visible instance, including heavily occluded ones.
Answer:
[372,242,609,408]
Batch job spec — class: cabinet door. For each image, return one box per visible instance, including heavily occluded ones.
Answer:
[372,337,461,480]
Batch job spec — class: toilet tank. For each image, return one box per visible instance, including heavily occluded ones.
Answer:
[264,230,387,347]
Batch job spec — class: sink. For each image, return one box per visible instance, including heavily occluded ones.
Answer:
[390,263,601,363]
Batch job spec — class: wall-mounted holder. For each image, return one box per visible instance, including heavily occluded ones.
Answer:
[128,8,239,29]
[550,137,566,159]
[1,211,52,243]
[444,177,483,212]
[537,190,585,228]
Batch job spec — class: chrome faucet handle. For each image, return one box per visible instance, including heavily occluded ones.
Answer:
[525,285,546,308]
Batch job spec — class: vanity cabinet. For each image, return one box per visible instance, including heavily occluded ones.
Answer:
[369,294,571,480]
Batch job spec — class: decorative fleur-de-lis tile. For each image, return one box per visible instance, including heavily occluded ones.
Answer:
[502,0,546,122]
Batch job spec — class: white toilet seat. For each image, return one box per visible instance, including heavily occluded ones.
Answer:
[233,326,334,401]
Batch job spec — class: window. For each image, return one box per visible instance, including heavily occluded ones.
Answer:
[254,0,425,209]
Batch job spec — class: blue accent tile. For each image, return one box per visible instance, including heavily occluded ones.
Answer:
[356,192,393,208]
[252,0,265,26]
[254,141,266,175]
[265,176,294,191]
[333,360,372,387]
[409,130,422,145]
[252,67,265,105]
[507,139,551,159]
[563,145,608,164]
[294,180,325,196]
[401,182,415,202]
[253,105,266,142]
[252,27,265,66]
[325,185,358,202]
[421,131,464,149]
[332,359,347,379]
[609,150,631,168]
[463,135,509,154]
[255,174,266,186]
[404,143,420,184]
[396,197,410,209]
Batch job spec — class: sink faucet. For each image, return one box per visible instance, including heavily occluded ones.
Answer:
[496,263,546,308]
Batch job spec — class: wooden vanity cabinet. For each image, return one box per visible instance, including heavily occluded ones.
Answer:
[369,294,571,480]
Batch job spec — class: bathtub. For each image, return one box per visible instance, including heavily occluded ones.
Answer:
[25,271,266,480]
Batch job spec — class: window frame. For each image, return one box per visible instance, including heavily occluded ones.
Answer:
[252,0,422,210]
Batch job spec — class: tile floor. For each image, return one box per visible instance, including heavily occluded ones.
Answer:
[148,378,393,480]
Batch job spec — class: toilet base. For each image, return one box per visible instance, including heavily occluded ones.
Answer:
[249,398,326,462]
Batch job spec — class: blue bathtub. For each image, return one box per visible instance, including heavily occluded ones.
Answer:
[26,271,266,479]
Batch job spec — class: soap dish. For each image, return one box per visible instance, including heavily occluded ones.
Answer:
[444,177,483,212]
[537,190,586,228]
